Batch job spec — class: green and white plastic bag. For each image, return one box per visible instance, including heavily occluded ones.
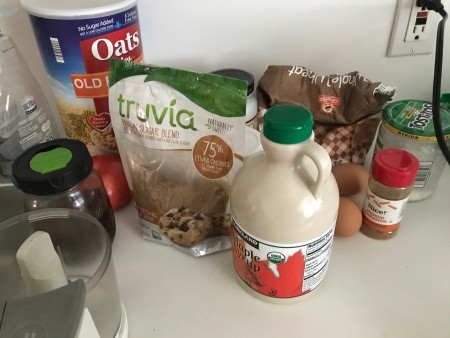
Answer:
[108,59,247,256]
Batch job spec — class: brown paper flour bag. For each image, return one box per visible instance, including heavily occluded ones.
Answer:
[257,65,396,164]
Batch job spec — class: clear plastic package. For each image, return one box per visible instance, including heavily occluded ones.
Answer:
[0,32,61,177]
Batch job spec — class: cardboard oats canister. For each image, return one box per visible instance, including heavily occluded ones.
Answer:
[20,0,144,156]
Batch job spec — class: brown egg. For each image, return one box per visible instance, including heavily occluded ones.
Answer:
[335,197,362,237]
[332,163,369,197]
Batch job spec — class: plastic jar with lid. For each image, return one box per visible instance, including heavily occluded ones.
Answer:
[211,68,258,129]
[375,100,450,201]
[12,138,116,240]
[230,104,339,303]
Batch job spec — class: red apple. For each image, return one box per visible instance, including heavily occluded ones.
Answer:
[92,154,132,211]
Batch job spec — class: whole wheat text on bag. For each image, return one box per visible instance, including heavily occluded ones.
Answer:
[257,65,396,165]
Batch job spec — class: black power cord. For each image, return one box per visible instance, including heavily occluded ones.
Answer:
[417,0,450,165]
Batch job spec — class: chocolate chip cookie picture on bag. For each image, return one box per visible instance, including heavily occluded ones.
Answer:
[158,207,231,247]
[108,59,247,256]
[257,65,396,165]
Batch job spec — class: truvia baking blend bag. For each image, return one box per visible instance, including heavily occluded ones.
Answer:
[108,59,247,256]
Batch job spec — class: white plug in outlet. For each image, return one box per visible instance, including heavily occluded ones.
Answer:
[387,0,438,56]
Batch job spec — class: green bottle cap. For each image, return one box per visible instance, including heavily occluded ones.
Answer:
[30,147,72,174]
[263,105,313,144]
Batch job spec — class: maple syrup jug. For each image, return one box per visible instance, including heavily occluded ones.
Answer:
[230,105,339,303]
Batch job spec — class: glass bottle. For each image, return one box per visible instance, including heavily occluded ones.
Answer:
[12,138,116,240]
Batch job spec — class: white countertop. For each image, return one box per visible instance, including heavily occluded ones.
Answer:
[112,166,450,338]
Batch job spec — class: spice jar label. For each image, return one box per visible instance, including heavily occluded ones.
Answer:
[362,187,408,232]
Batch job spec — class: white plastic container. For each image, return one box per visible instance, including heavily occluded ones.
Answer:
[211,69,258,129]
[0,208,127,338]
[230,104,339,303]
[244,126,262,158]
[20,0,144,157]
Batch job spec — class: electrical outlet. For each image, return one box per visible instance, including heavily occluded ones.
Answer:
[405,4,433,41]
[387,0,438,57]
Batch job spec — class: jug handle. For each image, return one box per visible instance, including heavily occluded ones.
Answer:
[298,142,332,200]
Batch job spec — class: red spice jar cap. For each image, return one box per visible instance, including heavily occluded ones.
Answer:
[371,149,419,188]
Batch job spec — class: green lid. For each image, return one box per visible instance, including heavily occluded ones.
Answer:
[441,93,450,110]
[383,100,450,141]
[12,139,93,196]
[263,105,313,144]
[30,147,72,174]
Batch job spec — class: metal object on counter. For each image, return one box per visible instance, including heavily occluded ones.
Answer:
[0,280,91,338]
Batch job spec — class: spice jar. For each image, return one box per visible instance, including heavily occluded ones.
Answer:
[211,68,258,129]
[375,100,450,201]
[12,138,116,240]
[361,149,419,240]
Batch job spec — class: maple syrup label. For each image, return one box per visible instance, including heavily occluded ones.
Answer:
[28,6,143,155]
[362,187,409,232]
[231,217,335,298]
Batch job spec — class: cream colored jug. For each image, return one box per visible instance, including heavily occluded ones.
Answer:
[230,104,339,303]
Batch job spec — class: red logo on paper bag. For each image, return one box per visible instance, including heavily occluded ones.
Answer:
[318,94,341,115]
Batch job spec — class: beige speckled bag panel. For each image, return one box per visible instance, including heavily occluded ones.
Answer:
[257,65,395,165]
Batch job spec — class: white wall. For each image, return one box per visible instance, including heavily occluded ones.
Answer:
[1,0,449,109]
